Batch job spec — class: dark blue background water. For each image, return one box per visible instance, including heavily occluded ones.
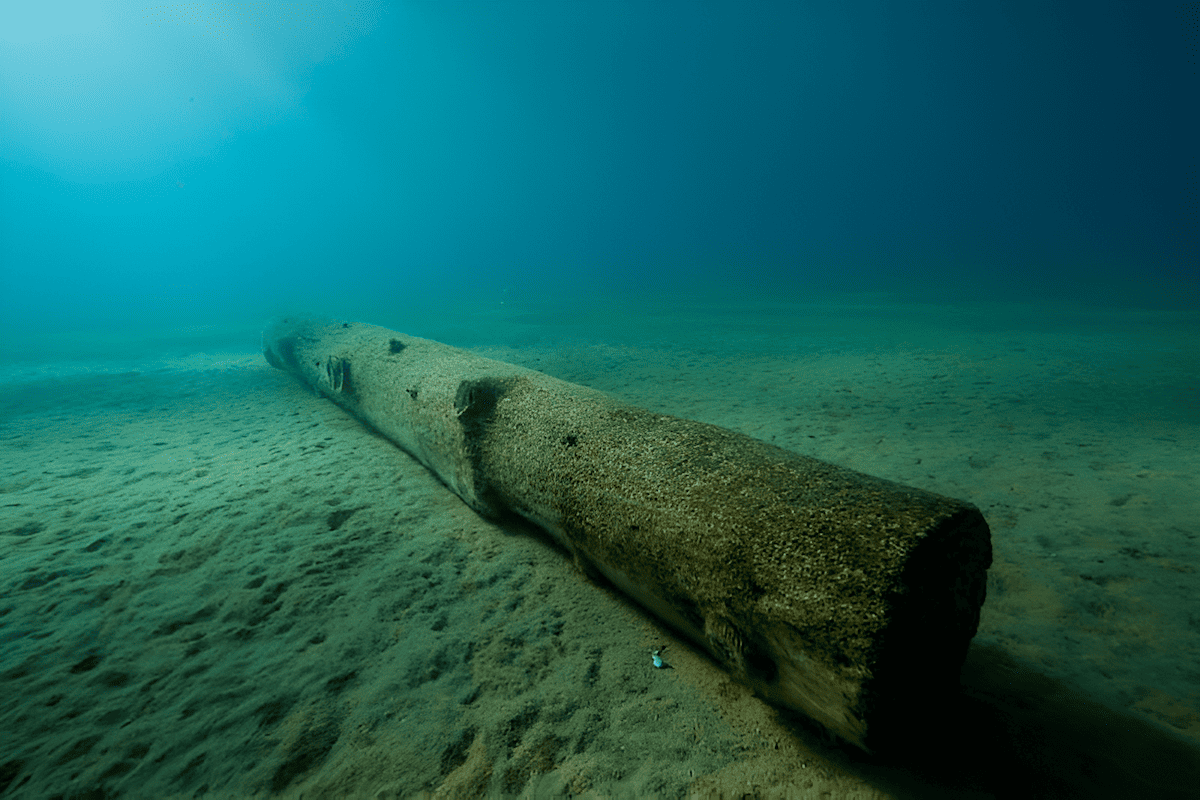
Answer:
[1,0,1196,346]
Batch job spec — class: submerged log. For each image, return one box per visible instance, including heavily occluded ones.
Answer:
[262,315,991,751]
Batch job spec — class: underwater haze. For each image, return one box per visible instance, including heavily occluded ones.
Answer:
[1,0,1196,350]
[2,2,1200,798]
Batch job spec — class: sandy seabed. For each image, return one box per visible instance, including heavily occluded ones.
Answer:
[1,299,1198,799]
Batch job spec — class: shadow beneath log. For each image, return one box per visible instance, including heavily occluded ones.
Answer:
[817,642,1199,799]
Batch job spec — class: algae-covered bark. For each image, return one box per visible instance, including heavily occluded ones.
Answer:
[263,315,991,751]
